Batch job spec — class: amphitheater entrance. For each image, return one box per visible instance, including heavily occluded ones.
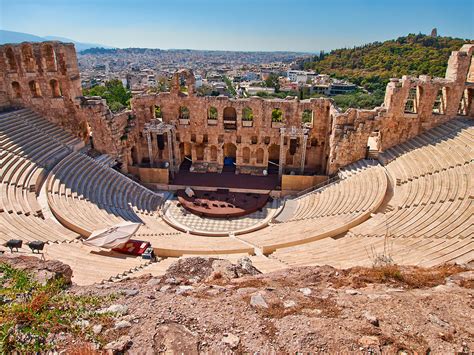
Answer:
[223,142,237,173]
[267,144,280,174]
[367,131,381,159]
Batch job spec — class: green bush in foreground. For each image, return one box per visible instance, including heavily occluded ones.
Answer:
[0,263,114,353]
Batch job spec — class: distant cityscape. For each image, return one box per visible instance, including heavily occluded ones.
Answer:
[78,48,357,98]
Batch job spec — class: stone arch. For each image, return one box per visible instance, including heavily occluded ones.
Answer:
[302,109,313,127]
[208,106,218,120]
[223,142,237,159]
[271,108,283,122]
[50,79,62,97]
[268,144,280,161]
[223,107,237,130]
[42,43,57,72]
[11,82,21,98]
[29,80,41,98]
[432,87,447,114]
[195,144,204,161]
[404,87,419,113]
[131,146,139,165]
[179,106,190,120]
[242,146,251,164]
[242,106,254,121]
[210,145,218,161]
[256,148,264,164]
[21,44,35,72]
[172,69,196,95]
[5,47,17,71]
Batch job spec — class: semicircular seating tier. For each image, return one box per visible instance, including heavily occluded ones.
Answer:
[0,108,83,243]
[239,161,388,254]
[270,118,473,268]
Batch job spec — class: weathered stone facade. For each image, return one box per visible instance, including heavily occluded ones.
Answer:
[1,41,472,183]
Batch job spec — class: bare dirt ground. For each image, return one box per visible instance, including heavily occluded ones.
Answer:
[2,255,473,354]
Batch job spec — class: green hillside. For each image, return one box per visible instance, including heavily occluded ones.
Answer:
[305,33,471,92]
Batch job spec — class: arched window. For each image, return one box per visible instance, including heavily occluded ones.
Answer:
[223,107,237,129]
[242,107,253,121]
[404,87,420,114]
[210,145,218,161]
[42,44,57,72]
[208,106,218,120]
[243,147,251,164]
[195,144,204,161]
[29,80,41,98]
[154,105,162,118]
[50,79,62,97]
[21,44,35,72]
[5,47,17,71]
[432,88,446,114]
[11,82,21,98]
[256,148,264,164]
[302,109,313,127]
[271,108,283,122]
[179,106,189,119]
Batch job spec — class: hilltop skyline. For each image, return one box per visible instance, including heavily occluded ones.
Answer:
[1,0,473,52]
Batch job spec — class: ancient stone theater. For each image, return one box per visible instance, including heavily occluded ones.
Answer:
[0,41,473,284]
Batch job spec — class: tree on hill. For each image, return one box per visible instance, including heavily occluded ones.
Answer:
[83,79,131,112]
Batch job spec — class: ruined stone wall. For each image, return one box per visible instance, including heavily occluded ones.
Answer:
[0,42,87,138]
[130,69,332,175]
[326,44,474,174]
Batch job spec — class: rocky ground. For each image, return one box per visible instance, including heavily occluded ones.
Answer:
[1,255,473,354]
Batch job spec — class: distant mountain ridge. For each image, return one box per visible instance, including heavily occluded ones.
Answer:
[0,30,113,52]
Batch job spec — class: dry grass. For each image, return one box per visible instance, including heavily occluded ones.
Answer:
[333,264,466,289]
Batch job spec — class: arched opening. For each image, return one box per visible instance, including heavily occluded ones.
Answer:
[11,82,21,98]
[50,79,62,97]
[5,47,17,72]
[267,144,280,174]
[432,88,446,114]
[271,108,283,122]
[131,146,139,165]
[366,131,381,159]
[210,145,218,161]
[42,44,57,72]
[302,109,313,127]
[404,87,419,114]
[242,106,253,127]
[223,107,237,130]
[195,144,204,161]
[242,147,251,164]
[223,143,237,171]
[29,80,41,98]
[21,44,35,72]
[179,106,190,120]
[179,142,193,171]
[154,105,162,118]
[256,148,264,164]
[208,106,218,121]
[458,89,468,115]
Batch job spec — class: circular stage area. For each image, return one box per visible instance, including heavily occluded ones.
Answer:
[177,189,269,218]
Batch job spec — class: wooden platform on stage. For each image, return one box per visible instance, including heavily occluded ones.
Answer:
[177,189,269,218]
[171,170,279,191]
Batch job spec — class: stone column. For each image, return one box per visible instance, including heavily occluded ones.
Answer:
[167,129,175,178]
[300,134,308,174]
[278,129,285,179]
[146,131,153,168]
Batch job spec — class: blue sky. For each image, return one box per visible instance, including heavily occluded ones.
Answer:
[1,0,473,51]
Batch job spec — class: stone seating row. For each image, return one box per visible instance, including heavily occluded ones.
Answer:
[46,152,164,236]
[289,161,386,221]
[0,109,85,243]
